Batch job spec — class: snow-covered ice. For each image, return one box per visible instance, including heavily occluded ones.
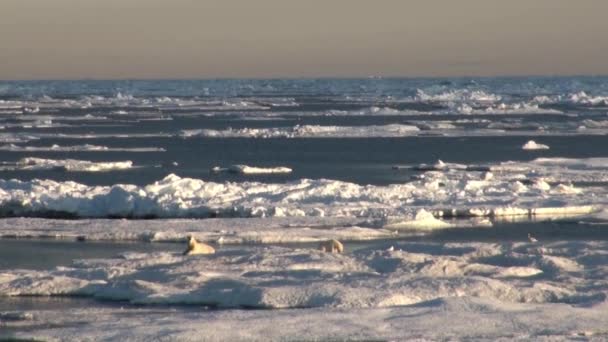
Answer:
[211,165,292,175]
[0,164,602,219]
[0,240,603,308]
[181,124,420,138]
[0,157,134,172]
[6,297,608,341]
[0,144,165,152]
[4,239,608,340]
[0,217,393,243]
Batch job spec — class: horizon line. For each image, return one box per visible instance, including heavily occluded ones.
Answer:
[2,73,608,82]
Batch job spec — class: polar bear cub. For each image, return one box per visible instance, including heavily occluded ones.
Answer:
[183,236,216,255]
[319,239,344,253]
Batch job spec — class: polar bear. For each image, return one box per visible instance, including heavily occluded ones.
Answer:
[183,236,216,255]
[319,239,344,253]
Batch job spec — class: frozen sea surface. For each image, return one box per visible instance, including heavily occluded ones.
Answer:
[3,77,608,340]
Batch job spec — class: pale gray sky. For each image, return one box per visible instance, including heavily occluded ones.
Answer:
[1,0,608,79]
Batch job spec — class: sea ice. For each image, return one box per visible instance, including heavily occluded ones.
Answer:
[181,124,420,138]
[211,165,292,174]
[0,144,165,152]
[0,157,134,172]
[0,162,602,219]
[522,140,550,150]
[1,240,604,310]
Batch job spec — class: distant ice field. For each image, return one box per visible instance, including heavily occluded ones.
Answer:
[0,77,607,187]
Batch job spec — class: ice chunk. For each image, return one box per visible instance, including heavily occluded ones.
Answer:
[522,140,550,150]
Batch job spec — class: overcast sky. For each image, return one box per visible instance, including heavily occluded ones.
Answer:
[1,0,608,79]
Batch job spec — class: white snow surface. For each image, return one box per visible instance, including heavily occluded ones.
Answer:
[7,296,608,341]
[5,239,608,341]
[1,240,604,309]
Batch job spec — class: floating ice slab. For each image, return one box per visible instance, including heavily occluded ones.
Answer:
[458,102,563,115]
[522,140,550,150]
[0,144,165,152]
[212,165,293,175]
[181,124,420,138]
[0,158,134,172]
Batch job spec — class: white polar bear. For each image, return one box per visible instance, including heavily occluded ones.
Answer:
[319,239,344,253]
[183,236,216,255]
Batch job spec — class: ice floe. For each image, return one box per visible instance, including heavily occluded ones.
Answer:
[7,295,608,341]
[211,165,292,175]
[0,161,603,219]
[1,240,606,310]
[0,144,165,152]
[416,89,502,103]
[0,217,393,243]
[182,124,420,138]
[0,158,134,172]
[581,119,608,129]
[522,140,550,150]
[177,121,608,140]
[457,102,563,115]
[324,106,424,116]
[569,91,608,106]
